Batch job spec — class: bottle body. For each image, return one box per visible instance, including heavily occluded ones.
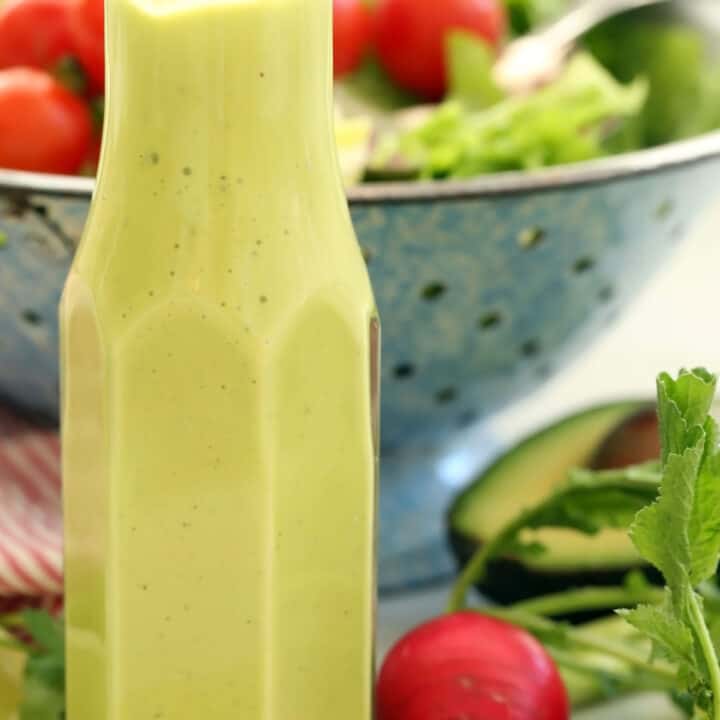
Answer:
[60,0,378,717]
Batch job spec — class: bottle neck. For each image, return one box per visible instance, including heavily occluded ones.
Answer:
[101,0,337,187]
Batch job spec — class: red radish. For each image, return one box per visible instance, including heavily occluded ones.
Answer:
[377,612,569,720]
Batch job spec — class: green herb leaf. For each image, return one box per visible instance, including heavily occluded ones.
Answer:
[19,673,65,720]
[620,593,697,672]
[585,17,719,146]
[21,611,64,659]
[620,369,720,718]
[1,610,66,720]
[448,471,659,610]
[502,0,569,36]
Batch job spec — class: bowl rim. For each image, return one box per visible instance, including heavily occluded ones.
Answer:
[2,129,720,206]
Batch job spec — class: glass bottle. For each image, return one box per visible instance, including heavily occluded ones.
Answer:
[60,0,379,716]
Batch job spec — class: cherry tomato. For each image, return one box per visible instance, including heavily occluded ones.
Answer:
[0,68,93,174]
[333,0,373,78]
[375,0,506,99]
[80,132,102,174]
[377,612,569,720]
[0,0,75,71]
[67,0,104,92]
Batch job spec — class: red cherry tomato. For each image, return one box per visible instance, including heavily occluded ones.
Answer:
[375,0,506,99]
[0,0,75,71]
[333,0,373,78]
[0,68,93,174]
[67,0,104,92]
[80,132,102,174]
[377,612,569,720]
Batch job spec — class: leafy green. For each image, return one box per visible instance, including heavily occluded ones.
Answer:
[0,610,66,720]
[586,17,720,146]
[18,675,65,720]
[448,466,659,610]
[503,0,569,36]
[621,370,720,718]
[450,368,720,716]
[370,53,647,179]
[446,31,503,109]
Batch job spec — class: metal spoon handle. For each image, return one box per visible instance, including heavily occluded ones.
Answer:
[543,0,669,48]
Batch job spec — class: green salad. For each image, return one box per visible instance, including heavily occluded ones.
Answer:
[336,1,720,184]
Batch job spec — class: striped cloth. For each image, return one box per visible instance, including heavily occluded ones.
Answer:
[0,407,63,604]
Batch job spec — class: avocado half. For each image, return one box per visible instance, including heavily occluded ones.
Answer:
[448,401,663,615]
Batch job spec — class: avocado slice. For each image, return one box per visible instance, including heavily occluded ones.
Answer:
[448,401,662,612]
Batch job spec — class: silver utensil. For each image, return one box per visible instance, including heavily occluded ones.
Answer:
[494,0,669,94]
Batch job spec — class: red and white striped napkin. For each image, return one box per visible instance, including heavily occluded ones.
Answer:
[0,407,63,609]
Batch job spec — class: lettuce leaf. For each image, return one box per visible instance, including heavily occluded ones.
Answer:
[370,52,647,179]
[585,17,720,146]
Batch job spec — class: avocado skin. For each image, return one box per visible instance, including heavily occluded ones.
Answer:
[446,400,664,622]
[448,528,663,623]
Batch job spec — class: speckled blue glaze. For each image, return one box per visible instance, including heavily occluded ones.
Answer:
[352,165,712,453]
[1,143,720,590]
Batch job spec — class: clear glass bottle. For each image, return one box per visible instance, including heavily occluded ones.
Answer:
[60,0,379,716]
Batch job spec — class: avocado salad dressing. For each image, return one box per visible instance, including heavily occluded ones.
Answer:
[60,0,379,716]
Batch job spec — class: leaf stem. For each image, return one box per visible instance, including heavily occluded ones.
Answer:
[447,519,520,611]
[447,473,661,612]
[549,648,674,693]
[689,590,720,718]
[484,607,677,683]
[510,585,664,617]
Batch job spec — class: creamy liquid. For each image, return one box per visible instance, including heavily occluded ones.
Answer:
[0,636,23,720]
[60,0,378,717]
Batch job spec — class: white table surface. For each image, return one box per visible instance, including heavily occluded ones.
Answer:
[377,201,720,719]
